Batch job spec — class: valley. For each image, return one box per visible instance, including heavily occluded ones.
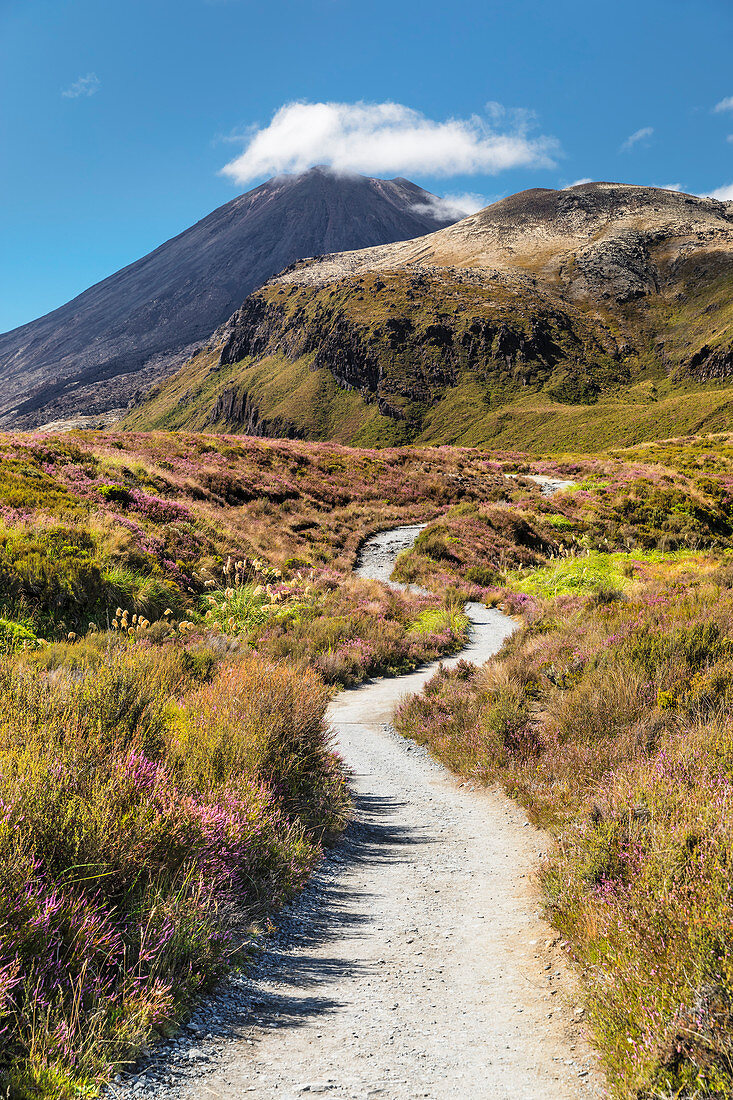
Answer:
[7,0,733,1094]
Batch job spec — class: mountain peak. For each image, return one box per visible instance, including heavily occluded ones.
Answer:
[0,171,460,429]
[265,180,733,294]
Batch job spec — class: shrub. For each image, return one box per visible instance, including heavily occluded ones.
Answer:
[412,526,457,562]
[0,525,104,629]
[0,618,38,652]
[465,564,503,587]
[0,643,348,1096]
[591,584,624,606]
[98,484,132,506]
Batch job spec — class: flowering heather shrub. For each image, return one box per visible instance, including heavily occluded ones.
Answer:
[126,488,194,524]
[0,640,347,1097]
[172,658,347,838]
[0,433,564,643]
[0,430,723,650]
[0,432,571,579]
[200,567,466,687]
[395,559,733,1097]
[251,576,468,686]
[392,502,554,591]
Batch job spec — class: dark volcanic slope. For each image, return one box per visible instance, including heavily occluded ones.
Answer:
[0,167,458,428]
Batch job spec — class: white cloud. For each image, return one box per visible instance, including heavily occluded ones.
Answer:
[727,134,733,144]
[714,96,733,113]
[221,100,558,185]
[655,183,683,192]
[564,178,593,188]
[62,73,100,99]
[620,126,654,153]
[412,191,489,220]
[704,183,733,201]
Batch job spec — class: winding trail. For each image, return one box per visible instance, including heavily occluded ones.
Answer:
[116,521,601,1100]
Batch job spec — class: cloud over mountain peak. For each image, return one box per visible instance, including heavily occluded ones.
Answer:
[221,100,558,185]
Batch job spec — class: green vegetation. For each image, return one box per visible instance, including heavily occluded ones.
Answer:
[0,636,346,1098]
[128,336,733,454]
[506,549,708,599]
[123,250,733,452]
[5,425,733,1096]
[391,460,733,1097]
[507,551,632,597]
[0,428,542,1095]
[394,556,733,1097]
[0,432,522,648]
[0,430,493,1095]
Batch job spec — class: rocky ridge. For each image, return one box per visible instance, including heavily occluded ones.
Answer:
[126,183,733,446]
[127,182,733,448]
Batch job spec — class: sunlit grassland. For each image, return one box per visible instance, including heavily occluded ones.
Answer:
[396,549,733,1098]
[506,548,717,599]
[1,427,733,1096]
[0,428,527,1096]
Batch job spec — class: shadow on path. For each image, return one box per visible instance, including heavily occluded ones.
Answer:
[165,784,439,1050]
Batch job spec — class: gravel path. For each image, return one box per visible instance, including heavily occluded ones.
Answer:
[111,526,601,1100]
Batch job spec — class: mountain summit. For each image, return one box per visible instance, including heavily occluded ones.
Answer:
[127,182,733,450]
[0,168,459,428]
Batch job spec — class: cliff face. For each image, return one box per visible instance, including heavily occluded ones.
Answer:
[214,269,626,425]
[0,168,459,429]
[126,183,733,450]
[210,383,301,440]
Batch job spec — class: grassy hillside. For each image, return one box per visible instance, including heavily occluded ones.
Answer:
[124,264,733,450]
[124,186,733,452]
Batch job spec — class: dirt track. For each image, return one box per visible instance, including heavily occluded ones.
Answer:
[113,525,601,1100]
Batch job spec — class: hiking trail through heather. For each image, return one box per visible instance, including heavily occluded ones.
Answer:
[113,516,602,1100]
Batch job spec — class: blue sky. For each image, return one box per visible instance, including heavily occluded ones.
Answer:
[1,0,732,332]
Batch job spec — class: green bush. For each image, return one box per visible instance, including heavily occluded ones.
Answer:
[413,526,458,562]
[0,526,104,630]
[0,618,38,652]
[98,484,132,506]
[465,564,503,587]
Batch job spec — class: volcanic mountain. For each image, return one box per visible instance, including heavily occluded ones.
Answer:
[0,167,460,429]
[127,182,733,451]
